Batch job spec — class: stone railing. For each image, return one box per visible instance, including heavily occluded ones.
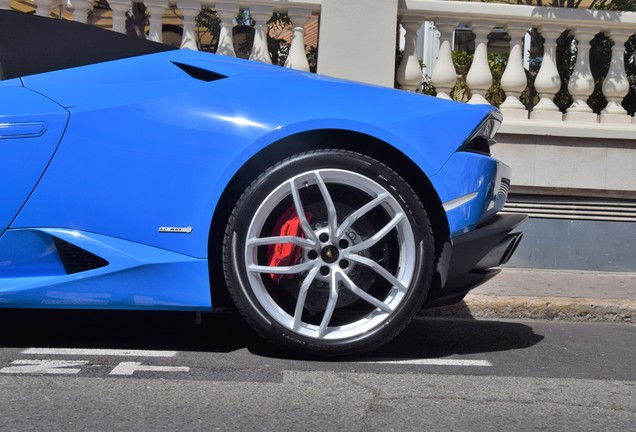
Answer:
[2,0,322,71]
[397,0,636,133]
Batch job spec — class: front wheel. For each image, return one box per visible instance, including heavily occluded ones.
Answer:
[223,150,434,356]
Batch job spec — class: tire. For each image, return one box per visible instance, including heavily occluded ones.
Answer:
[223,149,434,357]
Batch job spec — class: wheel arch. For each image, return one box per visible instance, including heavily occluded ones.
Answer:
[207,129,450,308]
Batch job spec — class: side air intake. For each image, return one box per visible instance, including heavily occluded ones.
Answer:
[171,61,227,82]
[52,237,109,275]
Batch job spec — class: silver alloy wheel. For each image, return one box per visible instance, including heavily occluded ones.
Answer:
[244,168,418,341]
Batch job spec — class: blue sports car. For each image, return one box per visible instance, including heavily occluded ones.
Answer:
[1,11,525,356]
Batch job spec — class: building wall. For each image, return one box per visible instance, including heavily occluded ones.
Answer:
[493,132,636,272]
[493,133,636,193]
[316,0,398,87]
[507,218,636,271]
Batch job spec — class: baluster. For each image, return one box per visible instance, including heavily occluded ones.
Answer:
[67,0,93,23]
[216,2,238,57]
[177,0,200,50]
[249,4,273,64]
[565,28,597,122]
[284,7,311,71]
[397,18,424,92]
[466,21,495,104]
[430,18,459,100]
[108,0,132,34]
[35,0,54,17]
[530,25,563,121]
[500,24,529,119]
[600,30,632,124]
[146,0,168,43]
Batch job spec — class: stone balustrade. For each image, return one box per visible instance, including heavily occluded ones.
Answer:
[2,0,321,71]
[397,0,636,130]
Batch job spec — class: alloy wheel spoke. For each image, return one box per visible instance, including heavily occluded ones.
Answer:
[248,261,314,275]
[289,179,318,242]
[292,266,319,331]
[318,270,340,338]
[340,270,393,313]
[346,253,408,293]
[247,235,315,248]
[313,171,338,236]
[336,192,389,238]
[349,212,405,252]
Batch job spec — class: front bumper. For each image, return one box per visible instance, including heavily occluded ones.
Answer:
[422,213,527,309]
[430,152,512,239]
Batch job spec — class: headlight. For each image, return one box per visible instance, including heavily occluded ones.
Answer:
[461,110,503,156]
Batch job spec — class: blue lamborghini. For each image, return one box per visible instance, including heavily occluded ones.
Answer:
[0,11,525,356]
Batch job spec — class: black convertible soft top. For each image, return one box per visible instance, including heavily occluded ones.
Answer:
[0,10,176,80]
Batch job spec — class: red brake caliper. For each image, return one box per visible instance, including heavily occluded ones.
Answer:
[267,206,312,283]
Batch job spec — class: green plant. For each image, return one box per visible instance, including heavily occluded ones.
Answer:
[451,50,472,102]
[486,52,508,106]
[196,7,221,52]
[267,13,292,66]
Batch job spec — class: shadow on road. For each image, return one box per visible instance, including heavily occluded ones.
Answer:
[0,309,543,360]
[0,309,266,353]
[369,317,544,360]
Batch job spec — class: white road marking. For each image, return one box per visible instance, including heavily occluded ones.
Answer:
[109,361,190,376]
[22,348,178,358]
[0,359,89,375]
[360,359,493,366]
[6,349,189,377]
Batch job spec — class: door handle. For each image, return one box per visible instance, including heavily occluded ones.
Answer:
[0,122,47,139]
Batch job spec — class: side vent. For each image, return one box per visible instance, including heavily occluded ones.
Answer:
[52,237,109,275]
[171,61,227,82]
[498,178,510,200]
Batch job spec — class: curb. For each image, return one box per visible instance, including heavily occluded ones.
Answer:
[420,295,636,323]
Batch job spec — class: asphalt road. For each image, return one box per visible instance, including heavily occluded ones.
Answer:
[0,310,634,431]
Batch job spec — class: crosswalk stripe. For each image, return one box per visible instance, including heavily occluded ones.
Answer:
[359,359,493,366]
[21,348,178,357]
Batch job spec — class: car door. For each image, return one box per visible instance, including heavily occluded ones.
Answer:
[0,82,69,236]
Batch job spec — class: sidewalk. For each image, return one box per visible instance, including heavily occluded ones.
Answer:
[421,269,636,323]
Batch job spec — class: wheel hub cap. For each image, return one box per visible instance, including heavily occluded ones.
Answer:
[320,245,339,263]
